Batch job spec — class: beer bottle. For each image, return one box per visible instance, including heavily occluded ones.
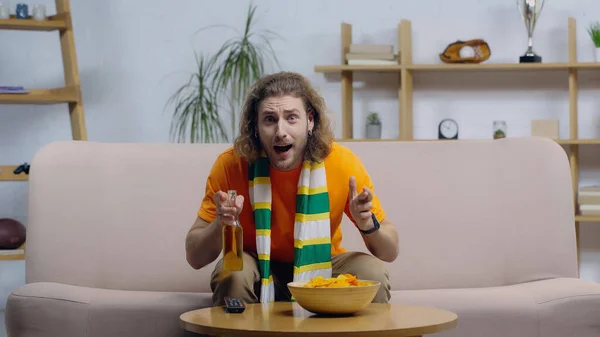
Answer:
[222,190,243,271]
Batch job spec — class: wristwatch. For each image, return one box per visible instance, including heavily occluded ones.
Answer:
[359,213,380,235]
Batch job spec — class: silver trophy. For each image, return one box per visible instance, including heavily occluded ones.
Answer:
[517,0,545,63]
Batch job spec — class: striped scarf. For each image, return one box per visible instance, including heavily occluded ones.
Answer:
[248,152,332,303]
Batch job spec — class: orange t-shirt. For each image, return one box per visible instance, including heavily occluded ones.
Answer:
[198,142,387,263]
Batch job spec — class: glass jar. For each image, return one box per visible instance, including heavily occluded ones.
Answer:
[32,4,47,21]
[0,3,9,19]
[493,121,507,139]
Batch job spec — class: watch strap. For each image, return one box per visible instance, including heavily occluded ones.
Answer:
[359,213,380,235]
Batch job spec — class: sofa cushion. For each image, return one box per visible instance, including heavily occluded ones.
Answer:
[24,139,577,293]
[5,282,213,337]
[392,277,600,337]
[517,278,600,337]
[8,277,600,337]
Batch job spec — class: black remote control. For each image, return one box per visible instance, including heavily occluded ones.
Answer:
[224,297,246,313]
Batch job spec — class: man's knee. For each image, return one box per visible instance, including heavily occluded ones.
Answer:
[333,252,391,303]
[210,252,260,306]
[344,252,388,279]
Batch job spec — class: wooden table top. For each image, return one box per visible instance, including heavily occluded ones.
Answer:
[180,302,458,337]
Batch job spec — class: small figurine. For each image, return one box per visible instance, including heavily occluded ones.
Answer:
[15,3,28,19]
[13,163,30,175]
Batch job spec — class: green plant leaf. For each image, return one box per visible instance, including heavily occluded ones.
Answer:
[166,2,280,143]
[367,112,381,124]
[588,21,600,48]
[207,2,281,138]
[166,52,228,143]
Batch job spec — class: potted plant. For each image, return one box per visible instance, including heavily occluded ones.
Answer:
[166,53,228,143]
[166,3,279,143]
[365,112,382,139]
[588,21,600,62]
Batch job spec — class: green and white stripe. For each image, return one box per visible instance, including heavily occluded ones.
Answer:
[249,153,331,303]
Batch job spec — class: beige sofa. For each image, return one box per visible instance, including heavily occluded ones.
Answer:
[5,137,600,337]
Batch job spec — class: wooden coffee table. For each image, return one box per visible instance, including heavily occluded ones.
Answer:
[180,302,458,337]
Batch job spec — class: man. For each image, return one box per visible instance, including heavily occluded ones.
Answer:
[185,71,399,306]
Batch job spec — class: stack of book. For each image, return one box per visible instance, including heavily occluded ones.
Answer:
[346,44,398,65]
[578,185,600,215]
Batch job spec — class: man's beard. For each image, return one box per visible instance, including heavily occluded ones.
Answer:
[269,145,300,170]
[268,138,308,170]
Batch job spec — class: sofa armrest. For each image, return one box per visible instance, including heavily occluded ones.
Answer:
[5,283,91,337]
[5,282,213,337]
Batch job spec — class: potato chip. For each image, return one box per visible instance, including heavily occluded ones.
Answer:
[302,274,372,288]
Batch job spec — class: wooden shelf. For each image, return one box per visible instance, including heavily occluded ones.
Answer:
[0,87,79,105]
[407,62,600,72]
[0,250,25,261]
[0,14,67,31]
[556,139,600,145]
[315,62,600,73]
[575,215,600,222]
[338,138,600,145]
[315,64,403,72]
[411,63,564,71]
[0,165,28,181]
[0,244,25,261]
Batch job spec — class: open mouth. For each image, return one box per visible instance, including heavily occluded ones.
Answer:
[273,144,292,153]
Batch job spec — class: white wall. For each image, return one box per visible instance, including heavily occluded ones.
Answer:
[2,0,600,318]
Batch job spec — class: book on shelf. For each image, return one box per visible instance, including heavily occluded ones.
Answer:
[0,248,25,256]
[349,44,394,54]
[578,186,600,214]
[0,86,29,94]
[347,59,398,65]
[578,185,600,204]
[346,44,398,65]
[346,52,395,60]
[579,204,600,215]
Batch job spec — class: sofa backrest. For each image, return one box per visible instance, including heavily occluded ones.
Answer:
[24,137,578,293]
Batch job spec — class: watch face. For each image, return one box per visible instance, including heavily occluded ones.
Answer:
[439,119,458,138]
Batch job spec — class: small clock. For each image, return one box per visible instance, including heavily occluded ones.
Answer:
[438,119,458,140]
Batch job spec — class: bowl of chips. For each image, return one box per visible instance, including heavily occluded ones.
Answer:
[287,274,381,315]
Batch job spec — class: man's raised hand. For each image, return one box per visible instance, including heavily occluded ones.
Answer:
[213,191,244,226]
[348,176,374,231]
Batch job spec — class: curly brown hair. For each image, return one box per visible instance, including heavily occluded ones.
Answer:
[233,71,334,163]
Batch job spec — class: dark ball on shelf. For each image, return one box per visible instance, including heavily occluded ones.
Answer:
[0,218,26,249]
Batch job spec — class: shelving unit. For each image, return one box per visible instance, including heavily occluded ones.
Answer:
[315,17,600,267]
[0,0,86,260]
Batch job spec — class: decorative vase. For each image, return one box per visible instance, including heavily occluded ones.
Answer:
[366,123,381,139]
[596,48,600,62]
[15,3,28,19]
[0,3,9,19]
[32,4,47,21]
